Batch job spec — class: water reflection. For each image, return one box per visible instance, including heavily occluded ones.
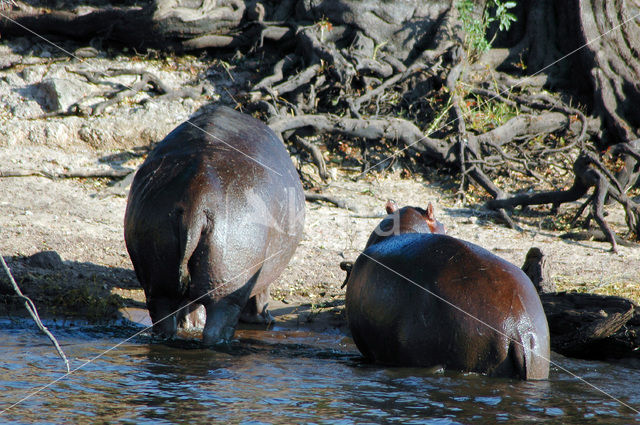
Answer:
[0,320,639,424]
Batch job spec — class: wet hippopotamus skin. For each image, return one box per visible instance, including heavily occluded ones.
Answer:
[345,201,550,379]
[124,106,305,345]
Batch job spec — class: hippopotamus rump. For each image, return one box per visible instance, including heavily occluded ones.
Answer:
[345,201,550,379]
[124,106,305,345]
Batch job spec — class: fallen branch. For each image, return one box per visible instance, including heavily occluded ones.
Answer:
[0,168,135,179]
[560,230,636,248]
[304,192,356,210]
[292,136,329,181]
[1,256,70,373]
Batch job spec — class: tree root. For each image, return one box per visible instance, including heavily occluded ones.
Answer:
[62,68,202,116]
[269,113,453,164]
[6,0,640,245]
[305,192,356,211]
[292,136,329,181]
[486,152,640,252]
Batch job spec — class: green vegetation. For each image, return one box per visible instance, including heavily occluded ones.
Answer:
[457,0,517,59]
[459,92,519,133]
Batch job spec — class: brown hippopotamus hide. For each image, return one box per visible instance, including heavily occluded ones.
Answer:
[345,204,550,380]
[124,106,305,345]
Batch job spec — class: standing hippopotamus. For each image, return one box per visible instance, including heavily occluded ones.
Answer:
[124,106,305,345]
[345,201,550,379]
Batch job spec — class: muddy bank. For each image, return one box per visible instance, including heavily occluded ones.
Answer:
[1,37,639,341]
[2,171,639,330]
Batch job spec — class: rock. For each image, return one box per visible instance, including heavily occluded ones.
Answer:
[73,47,99,58]
[25,251,64,269]
[0,46,22,70]
[35,78,88,113]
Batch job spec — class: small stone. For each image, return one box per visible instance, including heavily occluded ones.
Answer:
[329,168,338,181]
[73,47,99,58]
[35,77,89,113]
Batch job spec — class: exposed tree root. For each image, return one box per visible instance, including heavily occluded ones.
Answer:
[3,0,640,247]
[304,193,356,211]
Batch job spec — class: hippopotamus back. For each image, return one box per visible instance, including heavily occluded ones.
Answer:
[124,106,305,345]
[345,202,550,379]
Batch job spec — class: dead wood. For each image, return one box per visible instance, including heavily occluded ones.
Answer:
[521,247,555,293]
[560,230,637,248]
[0,256,70,372]
[541,292,639,359]
[486,152,640,252]
[304,192,356,211]
[292,136,329,181]
[0,168,134,179]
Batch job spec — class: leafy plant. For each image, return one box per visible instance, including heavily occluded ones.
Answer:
[460,93,518,133]
[457,0,517,58]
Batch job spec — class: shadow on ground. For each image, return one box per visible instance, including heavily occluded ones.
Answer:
[0,250,143,323]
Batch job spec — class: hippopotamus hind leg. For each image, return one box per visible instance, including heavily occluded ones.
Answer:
[239,287,273,324]
[202,268,263,346]
[147,295,182,339]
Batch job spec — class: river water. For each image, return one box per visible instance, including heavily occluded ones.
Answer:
[1,319,639,424]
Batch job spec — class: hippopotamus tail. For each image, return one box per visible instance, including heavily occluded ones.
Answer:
[510,326,550,380]
[175,206,205,293]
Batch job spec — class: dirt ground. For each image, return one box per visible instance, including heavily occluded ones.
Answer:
[1,156,639,333]
[0,42,639,336]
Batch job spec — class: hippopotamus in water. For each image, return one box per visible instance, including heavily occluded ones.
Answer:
[124,106,305,345]
[345,201,550,379]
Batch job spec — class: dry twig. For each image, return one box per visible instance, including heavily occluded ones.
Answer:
[1,256,70,373]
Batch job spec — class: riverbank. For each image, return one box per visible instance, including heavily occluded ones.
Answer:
[1,37,639,335]
[1,168,639,329]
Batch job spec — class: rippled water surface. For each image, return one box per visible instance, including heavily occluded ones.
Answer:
[1,319,639,424]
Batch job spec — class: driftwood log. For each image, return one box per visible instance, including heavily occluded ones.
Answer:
[540,292,639,360]
[522,247,640,360]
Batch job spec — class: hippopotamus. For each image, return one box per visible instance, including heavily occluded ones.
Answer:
[345,201,550,379]
[124,106,305,345]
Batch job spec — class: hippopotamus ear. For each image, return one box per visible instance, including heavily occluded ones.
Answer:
[385,200,399,214]
[425,202,445,234]
[426,203,435,219]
